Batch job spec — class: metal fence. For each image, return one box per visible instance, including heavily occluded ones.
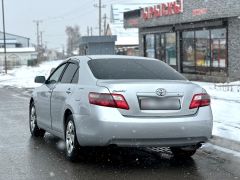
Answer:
[214,84,240,92]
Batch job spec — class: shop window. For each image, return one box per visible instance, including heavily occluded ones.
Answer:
[145,34,155,58]
[211,29,227,68]
[182,31,195,73]
[155,33,177,68]
[181,28,227,76]
[165,33,177,66]
[195,30,211,67]
[155,34,165,62]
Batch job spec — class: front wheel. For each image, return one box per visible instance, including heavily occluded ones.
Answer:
[171,146,197,158]
[65,115,80,162]
[29,103,45,137]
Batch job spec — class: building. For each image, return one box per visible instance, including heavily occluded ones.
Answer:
[79,36,117,55]
[0,32,37,69]
[108,4,159,56]
[0,31,30,48]
[124,0,240,82]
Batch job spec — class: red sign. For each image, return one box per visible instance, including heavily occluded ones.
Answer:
[127,18,139,27]
[192,8,208,16]
[142,0,183,20]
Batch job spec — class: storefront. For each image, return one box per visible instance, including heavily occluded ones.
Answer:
[124,0,240,82]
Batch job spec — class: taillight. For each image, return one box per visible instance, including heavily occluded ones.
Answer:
[189,93,211,109]
[89,92,129,110]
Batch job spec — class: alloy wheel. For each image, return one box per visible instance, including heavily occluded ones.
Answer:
[66,121,75,154]
[30,106,36,132]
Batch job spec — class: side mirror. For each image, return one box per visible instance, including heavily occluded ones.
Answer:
[35,76,46,84]
[50,68,56,74]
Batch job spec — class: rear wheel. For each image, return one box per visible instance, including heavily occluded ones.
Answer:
[29,103,45,137]
[65,115,80,162]
[171,146,197,158]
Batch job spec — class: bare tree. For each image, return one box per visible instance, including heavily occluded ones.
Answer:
[65,25,81,56]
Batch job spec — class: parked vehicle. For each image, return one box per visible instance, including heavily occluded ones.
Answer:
[30,55,213,161]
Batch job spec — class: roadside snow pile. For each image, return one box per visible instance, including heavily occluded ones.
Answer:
[194,81,240,142]
[0,60,63,88]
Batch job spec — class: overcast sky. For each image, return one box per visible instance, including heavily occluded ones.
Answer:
[1,0,162,50]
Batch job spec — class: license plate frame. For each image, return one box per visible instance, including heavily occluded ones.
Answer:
[139,97,181,110]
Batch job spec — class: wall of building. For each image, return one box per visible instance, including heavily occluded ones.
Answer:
[228,17,240,81]
[137,0,240,28]
[129,0,240,82]
[0,52,37,67]
[138,18,240,82]
[88,42,115,55]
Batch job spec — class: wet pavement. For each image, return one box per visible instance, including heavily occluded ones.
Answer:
[0,87,240,180]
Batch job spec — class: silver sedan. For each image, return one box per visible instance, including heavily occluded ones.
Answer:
[30,55,213,161]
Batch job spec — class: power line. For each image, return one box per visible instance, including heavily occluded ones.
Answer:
[42,1,91,22]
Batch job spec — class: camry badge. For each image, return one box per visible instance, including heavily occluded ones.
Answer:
[156,88,167,97]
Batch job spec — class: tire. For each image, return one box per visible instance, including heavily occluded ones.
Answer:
[171,146,197,158]
[29,103,45,137]
[65,115,80,162]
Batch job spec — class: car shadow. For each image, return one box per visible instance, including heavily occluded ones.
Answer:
[28,133,203,179]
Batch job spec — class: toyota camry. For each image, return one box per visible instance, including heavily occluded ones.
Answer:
[29,55,213,161]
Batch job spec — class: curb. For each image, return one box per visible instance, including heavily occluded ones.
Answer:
[209,135,240,153]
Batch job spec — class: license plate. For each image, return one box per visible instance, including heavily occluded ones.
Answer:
[139,97,181,110]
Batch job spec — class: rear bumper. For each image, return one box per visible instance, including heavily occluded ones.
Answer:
[74,106,213,147]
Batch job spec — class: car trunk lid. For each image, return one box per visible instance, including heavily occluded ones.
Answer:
[97,80,203,117]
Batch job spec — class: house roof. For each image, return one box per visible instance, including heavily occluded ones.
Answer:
[0,31,30,40]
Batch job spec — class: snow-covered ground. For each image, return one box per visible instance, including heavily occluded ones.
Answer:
[194,81,240,142]
[0,60,63,88]
[0,61,239,142]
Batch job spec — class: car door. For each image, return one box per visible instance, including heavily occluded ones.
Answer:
[51,61,79,133]
[36,63,68,129]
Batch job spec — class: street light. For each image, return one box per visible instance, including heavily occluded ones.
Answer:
[1,0,7,74]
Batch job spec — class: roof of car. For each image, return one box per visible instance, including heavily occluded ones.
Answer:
[69,55,157,62]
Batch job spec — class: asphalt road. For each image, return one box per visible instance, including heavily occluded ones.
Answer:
[0,87,240,180]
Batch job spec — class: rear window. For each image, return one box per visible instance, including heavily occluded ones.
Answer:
[88,59,186,80]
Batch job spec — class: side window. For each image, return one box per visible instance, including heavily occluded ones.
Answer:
[60,63,78,84]
[71,69,79,84]
[48,63,67,84]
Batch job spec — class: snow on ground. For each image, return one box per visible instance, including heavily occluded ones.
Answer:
[0,60,63,88]
[0,61,239,142]
[194,81,240,142]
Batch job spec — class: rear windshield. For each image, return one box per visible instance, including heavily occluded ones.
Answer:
[88,59,186,80]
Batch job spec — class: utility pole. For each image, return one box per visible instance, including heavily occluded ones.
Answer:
[62,44,65,58]
[99,0,101,36]
[90,27,93,36]
[87,26,90,36]
[33,20,42,51]
[1,0,7,74]
[103,13,107,36]
[44,41,48,50]
[40,31,44,47]
[94,0,105,36]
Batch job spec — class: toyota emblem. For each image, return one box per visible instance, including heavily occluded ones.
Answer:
[156,88,167,97]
